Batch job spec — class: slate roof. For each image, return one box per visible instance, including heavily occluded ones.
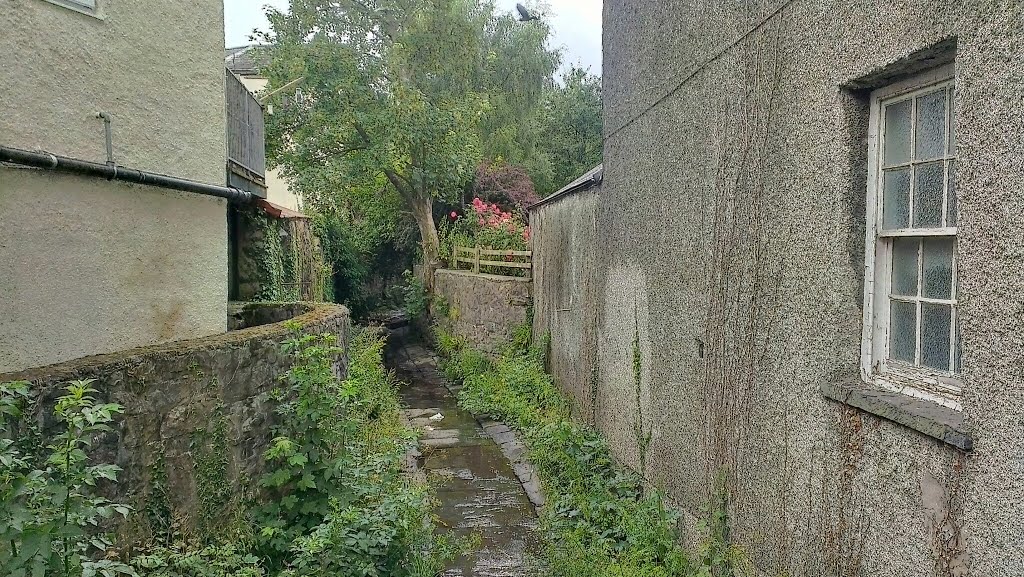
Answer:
[225,45,269,77]
[528,164,603,210]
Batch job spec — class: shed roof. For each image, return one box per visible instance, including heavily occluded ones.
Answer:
[528,164,603,211]
[225,45,268,77]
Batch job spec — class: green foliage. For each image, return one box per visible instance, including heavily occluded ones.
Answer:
[252,324,461,576]
[259,0,559,266]
[190,407,238,539]
[436,326,749,577]
[243,211,299,303]
[311,188,416,316]
[401,271,429,321]
[0,380,135,577]
[431,326,492,384]
[130,544,263,577]
[534,66,604,195]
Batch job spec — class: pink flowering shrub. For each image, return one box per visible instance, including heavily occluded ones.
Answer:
[472,161,540,215]
[440,197,530,275]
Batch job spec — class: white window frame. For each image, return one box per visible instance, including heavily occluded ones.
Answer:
[41,0,101,18]
[861,63,962,411]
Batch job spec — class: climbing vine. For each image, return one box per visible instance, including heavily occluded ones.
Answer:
[190,405,235,539]
[632,306,652,478]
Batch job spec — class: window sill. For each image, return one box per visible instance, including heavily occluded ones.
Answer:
[820,379,973,451]
[41,0,104,20]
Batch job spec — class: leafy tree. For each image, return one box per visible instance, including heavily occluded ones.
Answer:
[536,65,603,195]
[258,0,558,287]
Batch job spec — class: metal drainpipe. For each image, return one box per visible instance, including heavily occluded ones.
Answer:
[0,145,254,203]
[95,111,114,165]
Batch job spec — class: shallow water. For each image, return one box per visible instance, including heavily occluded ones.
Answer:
[387,338,539,576]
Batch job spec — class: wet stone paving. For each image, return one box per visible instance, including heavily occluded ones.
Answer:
[387,337,541,576]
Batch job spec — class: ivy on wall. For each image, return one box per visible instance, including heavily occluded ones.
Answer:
[237,209,332,303]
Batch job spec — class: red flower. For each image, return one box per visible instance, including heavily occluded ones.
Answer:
[450,211,458,219]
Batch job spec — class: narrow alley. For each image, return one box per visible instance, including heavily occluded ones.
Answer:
[387,335,541,576]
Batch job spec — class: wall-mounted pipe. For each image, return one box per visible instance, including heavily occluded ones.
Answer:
[95,112,114,165]
[0,145,254,203]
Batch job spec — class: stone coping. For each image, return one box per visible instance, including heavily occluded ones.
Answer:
[435,269,532,283]
[820,379,973,451]
[1,302,349,383]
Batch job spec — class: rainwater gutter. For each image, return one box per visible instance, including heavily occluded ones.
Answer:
[0,144,255,204]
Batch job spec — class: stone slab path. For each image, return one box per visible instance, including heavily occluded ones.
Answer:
[387,338,539,576]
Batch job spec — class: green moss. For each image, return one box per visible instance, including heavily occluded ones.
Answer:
[190,404,234,540]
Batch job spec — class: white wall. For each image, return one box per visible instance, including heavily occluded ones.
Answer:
[0,0,229,372]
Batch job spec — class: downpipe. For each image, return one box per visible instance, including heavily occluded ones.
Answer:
[0,145,254,204]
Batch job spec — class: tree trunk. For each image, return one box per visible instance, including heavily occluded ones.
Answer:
[409,192,440,291]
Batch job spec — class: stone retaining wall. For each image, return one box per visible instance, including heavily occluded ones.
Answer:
[432,269,531,353]
[0,303,349,541]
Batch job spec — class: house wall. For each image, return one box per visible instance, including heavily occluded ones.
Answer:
[575,1,1024,575]
[0,0,228,373]
[529,188,600,422]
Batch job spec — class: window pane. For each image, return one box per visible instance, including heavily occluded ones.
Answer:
[891,238,919,296]
[890,300,916,363]
[947,161,957,226]
[914,162,944,228]
[922,238,954,299]
[915,89,947,161]
[921,303,952,371]
[883,168,911,229]
[884,99,912,165]
[948,86,956,155]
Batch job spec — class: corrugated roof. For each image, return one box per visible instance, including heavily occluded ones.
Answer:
[528,164,603,210]
[254,198,309,220]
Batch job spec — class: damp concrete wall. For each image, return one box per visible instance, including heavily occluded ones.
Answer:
[529,188,600,422]
[433,269,532,353]
[0,303,349,541]
[572,1,1024,575]
[0,0,229,373]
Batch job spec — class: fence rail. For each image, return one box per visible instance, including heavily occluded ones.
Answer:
[450,246,532,279]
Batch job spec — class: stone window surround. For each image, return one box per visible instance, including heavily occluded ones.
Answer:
[821,379,972,451]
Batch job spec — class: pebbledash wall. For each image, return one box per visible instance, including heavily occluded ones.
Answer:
[0,303,350,541]
[531,1,1024,575]
[433,269,531,353]
[0,0,229,373]
[529,168,602,422]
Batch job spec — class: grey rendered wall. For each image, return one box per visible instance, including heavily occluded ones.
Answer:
[0,0,228,372]
[595,1,1024,575]
[530,188,600,422]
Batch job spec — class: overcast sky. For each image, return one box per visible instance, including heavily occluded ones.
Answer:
[223,0,602,75]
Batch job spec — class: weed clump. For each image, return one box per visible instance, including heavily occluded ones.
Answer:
[435,324,748,577]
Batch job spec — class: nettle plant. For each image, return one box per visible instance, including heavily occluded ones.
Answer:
[0,379,135,577]
[256,324,460,576]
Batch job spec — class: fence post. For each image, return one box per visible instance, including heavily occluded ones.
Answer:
[474,246,481,274]
[451,247,457,270]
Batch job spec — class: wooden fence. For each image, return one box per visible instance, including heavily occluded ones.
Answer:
[225,69,266,193]
[451,246,532,279]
